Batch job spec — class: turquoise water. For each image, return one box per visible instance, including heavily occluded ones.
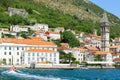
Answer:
[0,68,120,80]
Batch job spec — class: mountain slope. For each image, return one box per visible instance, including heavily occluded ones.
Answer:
[0,0,120,38]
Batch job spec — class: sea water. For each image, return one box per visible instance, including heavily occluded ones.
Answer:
[1,68,120,80]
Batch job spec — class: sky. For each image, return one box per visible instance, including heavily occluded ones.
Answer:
[89,0,120,18]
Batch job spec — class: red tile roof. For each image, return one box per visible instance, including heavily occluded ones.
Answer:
[57,47,71,50]
[85,46,99,51]
[0,38,55,46]
[94,51,108,55]
[25,49,55,52]
[114,58,120,61]
[60,43,69,46]
[109,46,118,48]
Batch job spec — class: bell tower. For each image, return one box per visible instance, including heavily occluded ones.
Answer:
[101,12,110,52]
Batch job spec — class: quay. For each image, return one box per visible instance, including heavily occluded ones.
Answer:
[0,65,115,69]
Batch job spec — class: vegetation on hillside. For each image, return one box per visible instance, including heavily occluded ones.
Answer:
[0,0,120,38]
[61,31,80,47]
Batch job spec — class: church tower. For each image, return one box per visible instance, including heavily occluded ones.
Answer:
[101,12,110,52]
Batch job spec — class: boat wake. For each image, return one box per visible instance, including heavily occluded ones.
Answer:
[1,70,68,80]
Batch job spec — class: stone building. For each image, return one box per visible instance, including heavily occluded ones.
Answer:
[8,7,28,18]
[101,12,110,52]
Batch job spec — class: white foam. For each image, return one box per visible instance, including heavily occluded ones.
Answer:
[2,70,68,80]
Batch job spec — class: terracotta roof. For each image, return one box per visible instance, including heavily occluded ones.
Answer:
[109,46,118,48]
[112,53,117,56]
[85,46,99,51]
[60,43,69,46]
[80,48,87,52]
[95,36,101,40]
[57,47,71,50]
[0,38,55,46]
[114,58,120,61]
[50,31,59,34]
[35,30,44,34]
[25,49,55,52]
[28,36,44,41]
[86,34,101,40]
[9,31,16,33]
[94,51,108,55]
[86,34,96,37]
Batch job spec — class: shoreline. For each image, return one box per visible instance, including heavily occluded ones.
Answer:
[0,65,116,69]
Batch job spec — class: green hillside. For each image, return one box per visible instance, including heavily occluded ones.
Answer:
[0,0,120,38]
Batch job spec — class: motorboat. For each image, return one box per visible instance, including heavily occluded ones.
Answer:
[10,66,17,72]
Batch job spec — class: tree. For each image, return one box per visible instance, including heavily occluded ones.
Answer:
[59,51,67,63]
[94,55,103,61]
[59,51,76,63]
[68,52,76,64]
[9,14,28,25]
[0,59,2,65]
[62,31,80,47]
[2,58,6,65]
[27,8,33,14]
[28,28,35,36]
[21,33,28,39]
[4,34,15,38]
[72,60,80,64]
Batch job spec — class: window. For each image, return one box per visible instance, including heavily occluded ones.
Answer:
[22,54,24,56]
[17,47,19,50]
[9,52,11,55]
[9,59,11,62]
[32,53,35,56]
[54,58,56,61]
[37,53,39,56]
[4,47,7,50]
[9,47,11,50]
[32,58,34,60]
[37,58,39,61]
[22,47,24,50]
[53,48,54,50]
[4,52,6,55]
[81,54,83,56]
[46,53,47,57]
[17,59,19,62]
[17,52,19,55]
[41,58,43,61]
[28,61,30,64]
[50,54,52,57]
[54,53,56,57]
[28,58,30,61]
[28,53,30,56]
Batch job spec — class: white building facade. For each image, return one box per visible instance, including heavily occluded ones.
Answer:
[49,32,60,40]
[10,25,28,32]
[0,38,59,66]
[28,23,49,31]
[22,49,59,65]
[72,48,88,63]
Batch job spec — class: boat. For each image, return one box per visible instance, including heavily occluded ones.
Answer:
[80,67,88,69]
[63,68,74,70]
[10,66,17,72]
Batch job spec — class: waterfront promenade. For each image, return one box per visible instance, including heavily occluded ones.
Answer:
[0,64,115,69]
